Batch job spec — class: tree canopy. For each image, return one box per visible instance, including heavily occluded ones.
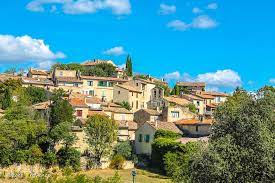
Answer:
[125,55,133,77]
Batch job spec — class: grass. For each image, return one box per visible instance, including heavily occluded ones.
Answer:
[1,169,171,183]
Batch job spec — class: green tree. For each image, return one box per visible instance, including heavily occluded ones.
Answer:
[186,103,197,114]
[25,86,48,104]
[125,55,133,77]
[170,85,180,95]
[85,115,118,167]
[114,140,132,160]
[154,129,182,139]
[48,90,74,149]
[190,88,275,183]
[2,87,12,109]
[83,63,116,77]
[57,147,81,171]
[117,101,132,111]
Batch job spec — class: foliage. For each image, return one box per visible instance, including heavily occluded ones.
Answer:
[51,63,84,72]
[1,87,12,109]
[170,85,180,95]
[190,88,275,183]
[113,141,132,160]
[154,129,182,139]
[4,105,37,121]
[110,155,125,170]
[85,115,118,167]
[151,137,185,172]
[0,117,47,167]
[186,103,197,114]
[156,83,170,97]
[25,86,48,104]
[164,142,202,182]
[125,55,133,77]
[117,101,132,111]
[57,147,81,171]
[42,151,57,168]
[83,63,116,77]
[48,90,74,147]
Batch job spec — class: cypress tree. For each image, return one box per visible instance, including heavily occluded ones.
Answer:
[2,87,12,109]
[125,55,133,76]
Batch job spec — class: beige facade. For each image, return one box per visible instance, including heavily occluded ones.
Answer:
[135,122,155,155]
[162,105,196,122]
[181,94,205,115]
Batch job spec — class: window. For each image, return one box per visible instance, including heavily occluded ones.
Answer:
[98,81,108,87]
[73,83,79,87]
[132,92,133,96]
[138,134,143,142]
[142,84,145,90]
[108,82,114,87]
[197,101,200,106]
[76,110,82,117]
[89,90,94,96]
[136,101,138,109]
[87,81,93,86]
[171,111,179,118]
[102,90,106,97]
[59,71,63,76]
[118,91,121,95]
[154,90,157,98]
[136,83,139,87]
[136,93,138,98]
[196,125,199,132]
[145,135,150,143]
[132,102,134,108]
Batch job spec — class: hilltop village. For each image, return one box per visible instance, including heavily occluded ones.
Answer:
[0,59,229,154]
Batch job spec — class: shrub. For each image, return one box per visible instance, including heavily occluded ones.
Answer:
[57,147,81,171]
[151,137,185,172]
[42,151,57,168]
[154,129,182,139]
[26,145,43,165]
[114,141,132,160]
[62,166,74,176]
[110,155,125,170]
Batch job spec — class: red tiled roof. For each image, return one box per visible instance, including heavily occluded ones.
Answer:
[148,121,182,134]
[21,77,54,85]
[116,84,142,93]
[88,110,108,117]
[164,96,191,106]
[85,96,102,104]
[118,121,138,130]
[195,93,215,99]
[206,103,219,108]
[181,94,203,101]
[29,69,48,76]
[137,109,161,116]
[69,98,88,108]
[202,91,229,97]
[32,101,51,110]
[56,77,83,83]
[174,118,213,125]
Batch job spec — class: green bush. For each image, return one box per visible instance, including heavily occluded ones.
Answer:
[109,155,125,170]
[57,147,81,171]
[154,129,182,139]
[151,137,185,172]
[42,151,57,168]
[114,141,132,160]
[26,145,43,165]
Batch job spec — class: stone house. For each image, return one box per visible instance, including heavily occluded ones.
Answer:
[134,109,161,126]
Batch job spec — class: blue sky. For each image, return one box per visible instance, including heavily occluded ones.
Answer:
[0,0,274,91]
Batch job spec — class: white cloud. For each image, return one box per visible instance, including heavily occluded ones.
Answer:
[192,15,217,29]
[163,71,181,81]
[0,35,65,65]
[167,15,217,31]
[159,4,176,15]
[192,7,203,14]
[269,78,275,84]
[167,20,189,31]
[26,0,131,15]
[196,69,242,88]
[163,69,242,90]
[207,3,218,10]
[103,46,126,56]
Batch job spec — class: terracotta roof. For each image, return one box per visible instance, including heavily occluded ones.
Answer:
[135,78,155,84]
[32,101,51,110]
[21,77,54,85]
[176,137,209,144]
[0,74,20,82]
[88,110,108,117]
[195,93,215,99]
[164,96,191,106]
[174,118,213,125]
[116,84,142,93]
[85,96,102,104]
[148,121,182,134]
[69,98,88,108]
[181,94,203,101]
[176,82,206,87]
[29,69,48,76]
[56,77,83,83]
[206,103,219,108]
[102,106,133,114]
[202,91,229,97]
[138,109,161,116]
[81,76,127,82]
[101,102,121,108]
[118,121,138,130]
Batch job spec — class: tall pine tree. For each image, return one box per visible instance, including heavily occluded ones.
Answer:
[2,87,12,109]
[125,55,133,77]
